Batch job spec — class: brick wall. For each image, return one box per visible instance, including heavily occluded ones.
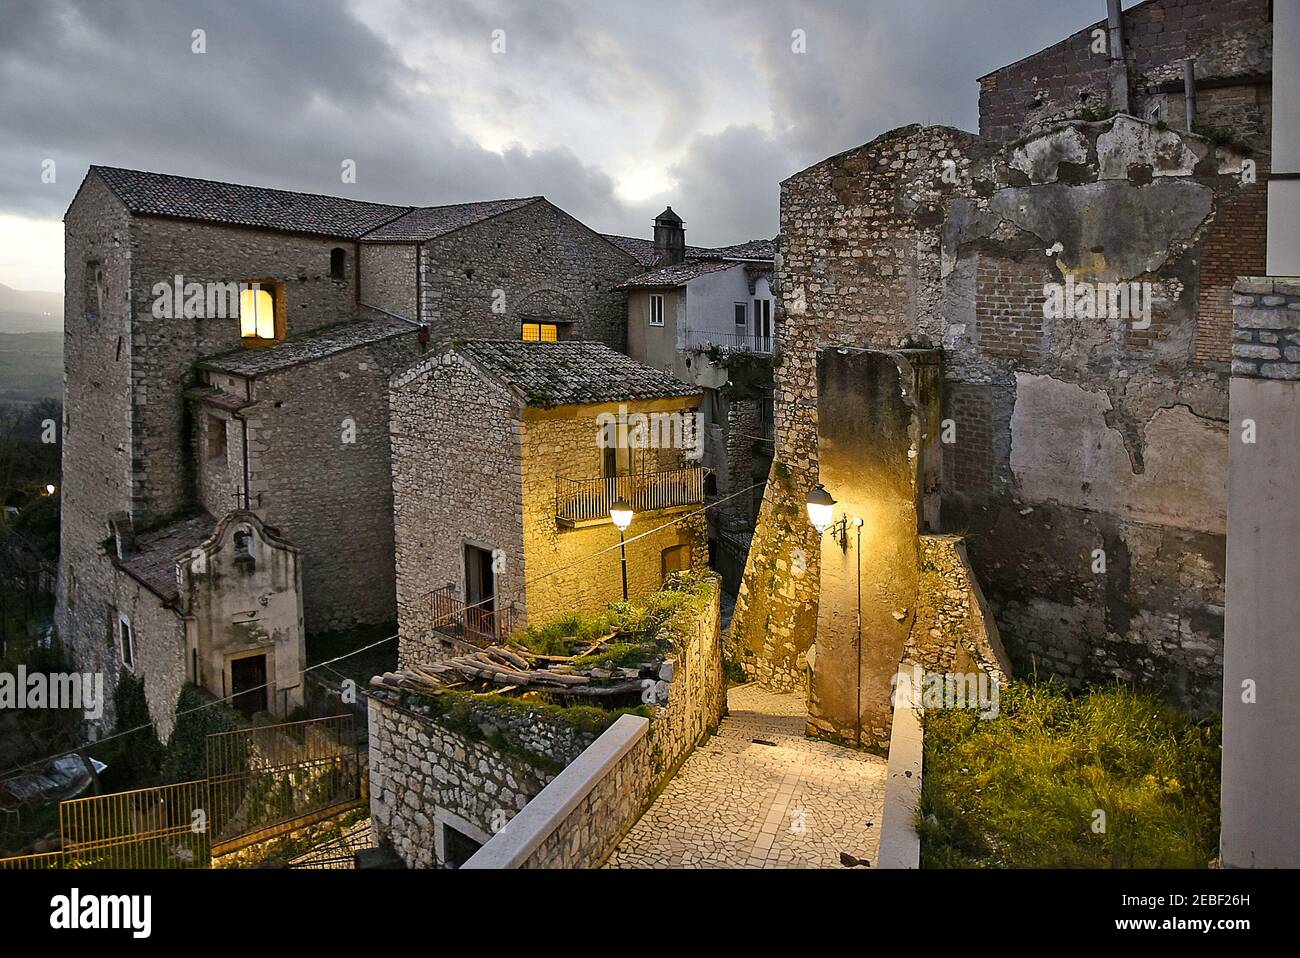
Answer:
[978,0,1272,149]
[975,256,1048,359]
[1196,179,1270,364]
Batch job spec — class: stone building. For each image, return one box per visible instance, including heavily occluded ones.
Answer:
[95,510,304,741]
[610,211,777,587]
[58,167,641,729]
[731,0,1273,731]
[389,340,708,665]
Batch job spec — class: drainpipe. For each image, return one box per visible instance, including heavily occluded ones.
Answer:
[1183,59,1197,133]
[1107,0,1131,114]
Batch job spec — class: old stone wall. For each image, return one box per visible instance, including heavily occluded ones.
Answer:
[465,580,726,868]
[105,564,188,740]
[237,334,422,632]
[1229,277,1300,377]
[390,353,526,665]
[57,174,139,729]
[420,201,639,349]
[126,215,363,526]
[978,0,1272,150]
[905,535,1012,682]
[359,242,418,319]
[735,115,1253,716]
[520,402,709,626]
[368,693,590,868]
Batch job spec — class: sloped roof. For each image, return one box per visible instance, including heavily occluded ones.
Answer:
[712,238,776,260]
[451,340,700,408]
[362,197,543,242]
[89,166,544,243]
[119,513,217,603]
[616,259,743,290]
[601,234,717,267]
[91,166,411,239]
[198,316,417,378]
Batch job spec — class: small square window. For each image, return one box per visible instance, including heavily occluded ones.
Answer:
[649,294,665,327]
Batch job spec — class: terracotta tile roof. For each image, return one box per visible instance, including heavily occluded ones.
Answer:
[198,316,418,378]
[362,197,543,242]
[92,166,411,239]
[450,340,700,408]
[119,513,217,603]
[615,259,744,290]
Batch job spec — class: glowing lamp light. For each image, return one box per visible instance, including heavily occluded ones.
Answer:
[240,286,274,339]
[806,483,837,533]
[45,484,56,495]
[609,498,635,532]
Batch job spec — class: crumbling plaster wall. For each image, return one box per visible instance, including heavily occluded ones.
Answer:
[734,115,1251,715]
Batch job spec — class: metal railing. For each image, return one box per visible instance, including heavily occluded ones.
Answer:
[683,329,775,354]
[60,780,211,869]
[205,714,360,851]
[0,714,362,869]
[427,586,516,646]
[556,466,707,526]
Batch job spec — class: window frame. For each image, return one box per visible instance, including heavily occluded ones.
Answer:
[521,321,559,342]
[117,612,135,671]
[649,294,666,328]
[734,302,747,328]
[239,279,286,347]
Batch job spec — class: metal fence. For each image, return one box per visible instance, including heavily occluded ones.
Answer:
[556,466,707,526]
[0,714,360,868]
[60,780,210,869]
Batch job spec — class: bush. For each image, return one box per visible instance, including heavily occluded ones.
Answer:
[918,679,1220,868]
[160,685,244,783]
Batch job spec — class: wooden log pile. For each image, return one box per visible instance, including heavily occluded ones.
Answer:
[370,639,651,700]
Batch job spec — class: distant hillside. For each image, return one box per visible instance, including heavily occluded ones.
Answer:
[0,331,62,402]
[0,283,62,334]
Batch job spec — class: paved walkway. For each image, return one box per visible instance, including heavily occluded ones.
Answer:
[606,685,887,869]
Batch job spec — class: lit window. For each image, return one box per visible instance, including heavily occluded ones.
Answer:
[522,322,559,342]
[240,285,276,340]
[649,294,665,327]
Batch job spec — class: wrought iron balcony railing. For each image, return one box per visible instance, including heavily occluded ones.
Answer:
[426,586,516,646]
[682,329,775,354]
[556,467,707,527]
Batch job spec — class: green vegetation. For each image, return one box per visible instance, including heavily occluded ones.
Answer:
[919,680,1220,869]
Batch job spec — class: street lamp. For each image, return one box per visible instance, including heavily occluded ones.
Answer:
[610,497,634,601]
[806,483,866,749]
[44,484,56,496]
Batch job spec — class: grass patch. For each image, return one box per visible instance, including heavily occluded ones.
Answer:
[918,679,1220,868]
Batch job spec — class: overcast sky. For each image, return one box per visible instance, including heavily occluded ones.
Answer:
[0,0,1127,292]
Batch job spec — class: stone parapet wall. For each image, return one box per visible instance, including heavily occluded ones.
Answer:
[1231,278,1300,380]
[466,580,726,868]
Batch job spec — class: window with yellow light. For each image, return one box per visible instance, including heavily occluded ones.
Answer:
[521,321,559,342]
[239,282,283,345]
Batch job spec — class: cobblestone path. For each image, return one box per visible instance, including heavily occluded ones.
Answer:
[606,684,887,869]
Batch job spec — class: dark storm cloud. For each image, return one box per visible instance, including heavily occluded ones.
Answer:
[0,0,1129,248]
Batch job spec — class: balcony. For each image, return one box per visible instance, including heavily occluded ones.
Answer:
[426,586,516,646]
[682,329,775,355]
[556,467,707,528]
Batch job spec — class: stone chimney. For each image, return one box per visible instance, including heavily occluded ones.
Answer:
[653,207,686,266]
